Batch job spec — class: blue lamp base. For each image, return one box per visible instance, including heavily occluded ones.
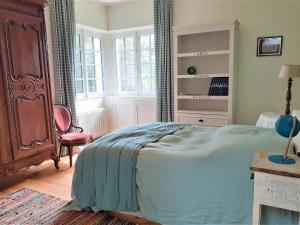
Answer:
[268,155,296,165]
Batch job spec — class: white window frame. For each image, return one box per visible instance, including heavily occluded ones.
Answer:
[137,29,156,95]
[112,28,155,96]
[76,25,105,99]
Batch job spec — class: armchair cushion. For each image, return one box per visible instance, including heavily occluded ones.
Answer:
[61,132,92,145]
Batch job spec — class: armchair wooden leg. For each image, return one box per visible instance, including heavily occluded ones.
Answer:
[68,145,73,167]
[58,144,63,162]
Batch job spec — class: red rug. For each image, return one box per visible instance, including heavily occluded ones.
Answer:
[0,188,136,225]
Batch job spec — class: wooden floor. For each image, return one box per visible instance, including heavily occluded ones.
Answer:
[0,156,75,200]
[0,155,159,225]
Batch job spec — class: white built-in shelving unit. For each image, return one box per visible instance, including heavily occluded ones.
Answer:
[173,21,239,127]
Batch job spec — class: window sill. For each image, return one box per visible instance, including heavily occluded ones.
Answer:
[76,96,104,101]
[107,95,156,99]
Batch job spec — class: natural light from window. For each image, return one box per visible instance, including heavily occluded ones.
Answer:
[75,29,104,99]
[114,30,156,95]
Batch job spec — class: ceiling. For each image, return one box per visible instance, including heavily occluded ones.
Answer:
[96,0,127,5]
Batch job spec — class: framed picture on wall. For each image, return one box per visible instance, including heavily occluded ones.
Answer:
[257,36,283,56]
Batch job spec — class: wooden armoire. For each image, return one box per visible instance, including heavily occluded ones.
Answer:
[0,0,58,178]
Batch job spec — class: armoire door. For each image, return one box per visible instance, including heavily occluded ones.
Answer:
[0,8,55,161]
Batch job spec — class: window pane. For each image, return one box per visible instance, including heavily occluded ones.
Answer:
[151,64,156,76]
[117,65,125,78]
[141,50,150,64]
[116,38,124,52]
[86,65,95,78]
[86,36,93,49]
[76,50,82,63]
[76,34,81,49]
[126,76,135,91]
[141,64,151,77]
[76,65,82,78]
[88,80,97,92]
[76,80,84,93]
[142,77,151,92]
[125,37,134,50]
[114,36,137,93]
[140,35,150,49]
[85,50,94,64]
[95,65,102,79]
[151,34,155,48]
[118,78,126,91]
[127,65,135,76]
[116,52,125,65]
[95,52,102,65]
[96,79,103,92]
[126,51,135,64]
[151,49,155,63]
[152,77,156,92]
[94,38,101,51]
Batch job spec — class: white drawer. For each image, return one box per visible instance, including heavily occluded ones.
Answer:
[177,114,227,127]
[254,172,300,212]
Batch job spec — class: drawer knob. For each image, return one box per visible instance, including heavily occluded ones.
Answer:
[198,119,204,123]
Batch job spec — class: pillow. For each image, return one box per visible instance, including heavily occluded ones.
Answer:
[292,110,300,153]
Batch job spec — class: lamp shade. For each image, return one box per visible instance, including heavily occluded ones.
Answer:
[279,65,300,80]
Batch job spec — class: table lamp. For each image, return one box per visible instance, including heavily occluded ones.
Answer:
[268,65,300,164]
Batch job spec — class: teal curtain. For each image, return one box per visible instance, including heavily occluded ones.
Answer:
[154,0,173,122]
[50,0,77,120]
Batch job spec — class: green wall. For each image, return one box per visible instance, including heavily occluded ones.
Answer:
[75,0,108,30]
[174,0,300,125]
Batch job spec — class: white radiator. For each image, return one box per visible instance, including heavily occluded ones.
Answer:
[76,107,108,139]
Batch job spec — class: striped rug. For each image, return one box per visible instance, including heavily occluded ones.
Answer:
[0,188,136,225]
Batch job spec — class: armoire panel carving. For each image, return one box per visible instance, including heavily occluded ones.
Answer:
[5,19,43,79]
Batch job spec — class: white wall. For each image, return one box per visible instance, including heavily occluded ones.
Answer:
[75,0,108,30]
[107,0,153,30]
[173,0,300,125]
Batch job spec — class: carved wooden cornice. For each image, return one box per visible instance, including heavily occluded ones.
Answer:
[20,0,49,7]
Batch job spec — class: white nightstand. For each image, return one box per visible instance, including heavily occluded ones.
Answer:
[250,151,300,225]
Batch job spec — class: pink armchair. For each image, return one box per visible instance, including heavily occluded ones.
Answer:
[53,104,93,167]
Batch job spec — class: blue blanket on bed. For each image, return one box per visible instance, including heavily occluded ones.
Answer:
[69,122,185,212]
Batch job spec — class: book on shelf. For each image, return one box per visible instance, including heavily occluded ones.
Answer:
[208,77,229,96]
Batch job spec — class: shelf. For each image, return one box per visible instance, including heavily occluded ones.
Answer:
[177,109,228,116]
[177,95,228,100]
[177,50,230,58]
[177,73,229,79]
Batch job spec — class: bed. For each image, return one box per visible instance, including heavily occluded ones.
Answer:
[68,123,298,225]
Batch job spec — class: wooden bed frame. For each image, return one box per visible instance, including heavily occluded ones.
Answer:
[108,211,160,225]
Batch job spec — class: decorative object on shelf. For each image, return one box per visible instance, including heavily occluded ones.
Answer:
[268,65,300,165]
[208,77,229,96]
[257,36,283,56]
[187,66,197,75]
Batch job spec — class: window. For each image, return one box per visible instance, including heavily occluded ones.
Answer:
[113,30,156,95]
[115,36,136,92]
[75,28,104,99]
[139,34,155,93]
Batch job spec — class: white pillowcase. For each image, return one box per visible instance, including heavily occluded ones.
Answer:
[292,110,300,153]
